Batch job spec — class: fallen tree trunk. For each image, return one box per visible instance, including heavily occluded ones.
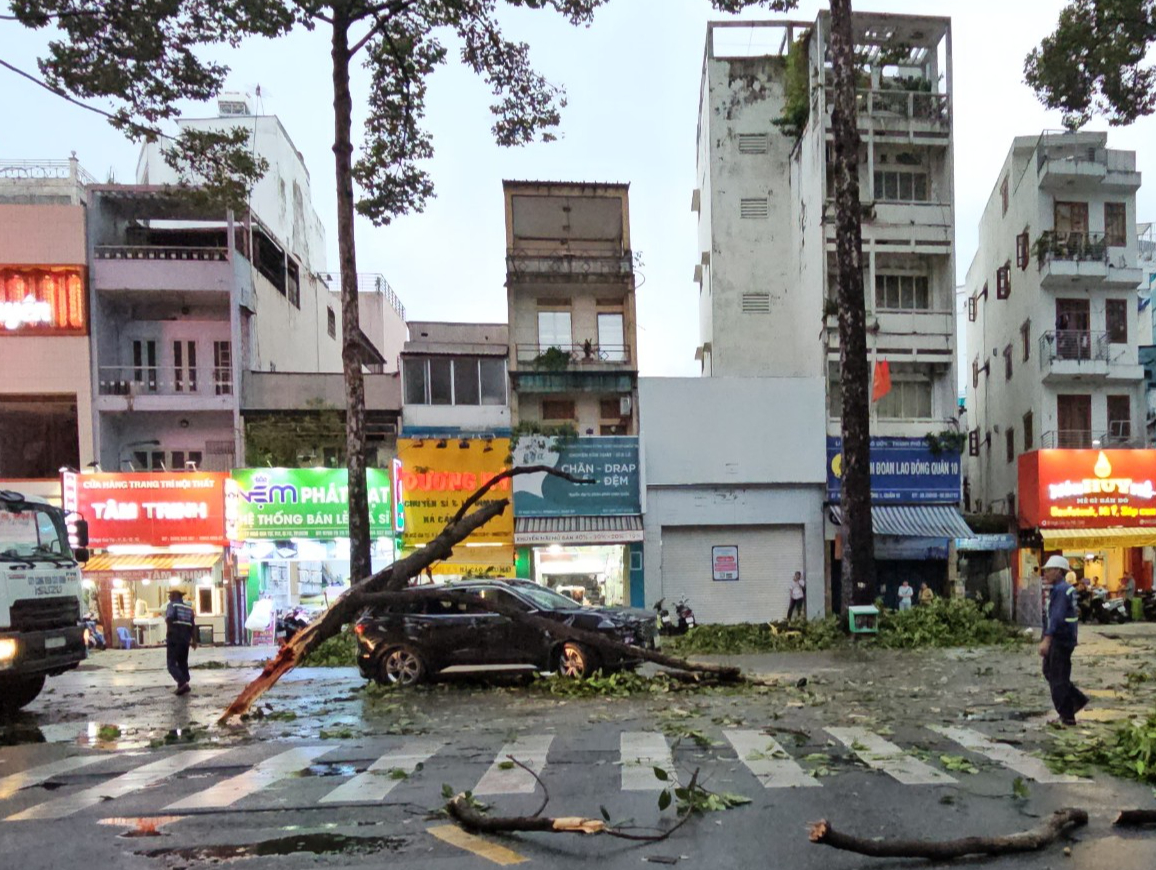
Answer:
[808,809,1087,860]
[447,795,606,835]
[1115,809,1156,826]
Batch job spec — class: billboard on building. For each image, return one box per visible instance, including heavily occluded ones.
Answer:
[227,468,392,540]
[0,266,87,335]
[1019,449,1156,529]
[826,436,961,504]
[62,470,227,546]
[512,436,641,517]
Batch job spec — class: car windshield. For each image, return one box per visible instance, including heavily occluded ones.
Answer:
[0,504,70,562]
[512,583,584,611]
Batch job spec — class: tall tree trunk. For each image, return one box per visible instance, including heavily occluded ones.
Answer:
[331,17,372,583]
[828,0,876,606]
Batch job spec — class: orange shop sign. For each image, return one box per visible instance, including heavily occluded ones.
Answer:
[1018,449,1156,529]
[0,265,87,334]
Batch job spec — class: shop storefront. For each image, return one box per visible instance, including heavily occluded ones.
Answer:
[1016,449,1156,623]
[227,467,394,638]
[62,470,231,647]
[826,437,968,611]
[396,438,514,577]
[512,436,643,607]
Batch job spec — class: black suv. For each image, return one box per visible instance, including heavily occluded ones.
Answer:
[354,579,655,686]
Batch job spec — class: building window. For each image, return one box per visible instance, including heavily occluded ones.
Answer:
[403,357,505,406]
[541,399,576,421]
[1016,230,1030,269]
[1006,427,1015,464]
[1000,176,1009,216]
[874,169,930,202]
[1107,395,1131,443]
[1054,201,1089,237]
[1023,411,1034,450]
[403,358,427,405]
[996,264,1011,299]
[827,362,842,418]
[212,341,232,395]
[877,365,933,419]
[327,307,336,338]
[286,259,300,309]
[537,310,572,351]
[740,198,769,219]
[453,359,480,405]
[1106,299,1128,343]
[173,340,198,393]
[1004,344,1013,380]
[1105,202,1128,247]
[600,398,623,419]
[597,312,625,361]
[428,358,453,405]
[875,274,930,310]
[479,358,506,406]
[1021,320,1032,362]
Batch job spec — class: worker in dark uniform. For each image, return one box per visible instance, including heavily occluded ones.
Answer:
[1039,555,1087,726]
[165,589,197,696]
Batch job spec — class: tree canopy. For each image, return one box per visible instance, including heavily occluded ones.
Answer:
[1025,0,1156,129]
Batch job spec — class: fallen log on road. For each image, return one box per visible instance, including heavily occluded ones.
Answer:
[808,808,1087,860]
[1115,809,1156,826]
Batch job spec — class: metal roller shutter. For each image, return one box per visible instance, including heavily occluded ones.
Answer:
[659,525,805,624]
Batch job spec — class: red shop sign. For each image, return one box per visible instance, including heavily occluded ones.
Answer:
[1018,449,1156,529]
[62,471,227,546]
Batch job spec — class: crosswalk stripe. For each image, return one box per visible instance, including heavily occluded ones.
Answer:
[473,736,554,796]
[6,749,227,821]
[827,727,957,786]
[319,739,444,804]
[928,725,1084,783]
[0,756,107,802]
[164,746,332,810]
[725,730,820,789]
[620,732,675,791]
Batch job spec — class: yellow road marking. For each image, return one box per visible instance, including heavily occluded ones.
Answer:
[428,824,528,865]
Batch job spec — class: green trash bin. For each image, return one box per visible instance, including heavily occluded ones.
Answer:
[848,605,879,634]
[196,625,214,646]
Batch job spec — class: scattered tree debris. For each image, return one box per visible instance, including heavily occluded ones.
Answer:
[1115,809,1156,827]
[808,808,1088,860]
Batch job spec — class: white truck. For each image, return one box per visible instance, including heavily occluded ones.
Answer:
[0,489,89,714]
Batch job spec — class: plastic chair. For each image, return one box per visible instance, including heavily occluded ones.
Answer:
[116,627,135,650]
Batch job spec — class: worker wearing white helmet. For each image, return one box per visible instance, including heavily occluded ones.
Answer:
[1039,555,1087,726]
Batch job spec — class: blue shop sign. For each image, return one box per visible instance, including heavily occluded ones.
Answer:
[827,436,961,504]
[512,436,641,517]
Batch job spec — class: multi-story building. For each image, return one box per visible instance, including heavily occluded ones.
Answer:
[0,156,95,502]
[965,131,1146,514]
[691,14,968,610]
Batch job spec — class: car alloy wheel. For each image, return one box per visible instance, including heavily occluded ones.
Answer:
[558,642,593,679]
[381,647,426,687]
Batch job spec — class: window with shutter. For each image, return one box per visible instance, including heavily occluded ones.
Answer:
[996,264,1011,299]
[968,296,977,322]
[1006,428,1015,464]
[1105,202,1127,247]
[1015,231,1030,270]
[1021,320,1031,362]
[1023,411,1034,450]
[1004,345,1013,380]
[968,430,980,457]
[1106,299,1128,343]
[972,357,979,389]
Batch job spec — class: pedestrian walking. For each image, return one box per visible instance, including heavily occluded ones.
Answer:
[786,571,806,621]
[165,589,197,696]
[918,582,934,606]
[1040,555,1087,726]
[897,579,914,611]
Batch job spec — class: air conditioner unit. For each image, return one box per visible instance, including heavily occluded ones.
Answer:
[619,396,633,416]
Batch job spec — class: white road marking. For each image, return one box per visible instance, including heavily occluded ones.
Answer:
[929,725,1084,783]
[165,746,332,810]
[319,739,444,804]
[725,730,820,789]
[827,727,957,786]
[0,756,107,802]
[620,732,676,791]
[473,736,554,796]
[7,750,227,820]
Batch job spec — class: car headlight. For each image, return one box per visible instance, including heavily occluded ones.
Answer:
[0,638,17,662]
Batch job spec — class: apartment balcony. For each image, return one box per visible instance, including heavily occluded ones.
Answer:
[824,201,953,251]
[1037,138,1141,193]
[1036,232,1143,289]
[1040,429,1145,449]
[505,251,634,284]
[823,88,951,141]
[826,309,954,354]
[95,365,236,413]
[511,344,634,393]
[241,371,401,413]
[92,245,234,296]
[1037,330,1143,384]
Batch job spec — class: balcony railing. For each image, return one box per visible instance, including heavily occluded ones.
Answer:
[506,253,634,278]
[515,344,632,366]
[1035,232,1109,266]
[824,88,950,124]
[98,365,233,397]
[94,245,229,262]
[1040,429,1142,449]
[1039,330,1109,369]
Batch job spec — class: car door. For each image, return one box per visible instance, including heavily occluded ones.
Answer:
[409,591,490,668]
[472,587,542,665]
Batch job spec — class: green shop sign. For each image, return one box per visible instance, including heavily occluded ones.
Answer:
[227,468,392,540]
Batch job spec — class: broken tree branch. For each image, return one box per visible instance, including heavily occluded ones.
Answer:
[809,808,1088,860]
[1115,809,1156,826]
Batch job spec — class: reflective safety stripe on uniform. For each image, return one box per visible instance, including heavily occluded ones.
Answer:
[7,750,227,820]
[0,756,107,802]
[620,732,676,791]
[319,739,445,804]
[827,727,957,785]
[725,730,820,789]
[165,746,332,810]
[473,736,553,796]
[928,725,1084,783]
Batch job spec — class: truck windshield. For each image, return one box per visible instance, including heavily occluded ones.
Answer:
[0,505,71,562]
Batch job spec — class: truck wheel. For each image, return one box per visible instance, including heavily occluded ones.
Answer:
[0,675,46,715]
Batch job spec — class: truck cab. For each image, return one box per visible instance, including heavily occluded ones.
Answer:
[0,489,88,714]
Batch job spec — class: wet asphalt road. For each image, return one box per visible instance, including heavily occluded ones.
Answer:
[3,628,1156,869]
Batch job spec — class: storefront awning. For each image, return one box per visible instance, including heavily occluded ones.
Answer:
[515,516,644,545]
[830,505,973,539]
[1040,528,1156,549]
[82,553,221,574]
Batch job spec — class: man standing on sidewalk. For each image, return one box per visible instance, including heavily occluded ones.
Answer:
[786,571,806,621]
[165,589,197,696]
[1040,555,1087,726]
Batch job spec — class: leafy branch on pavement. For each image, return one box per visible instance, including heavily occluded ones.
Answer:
[1046,711,1156,783]
[809,808,1088,860]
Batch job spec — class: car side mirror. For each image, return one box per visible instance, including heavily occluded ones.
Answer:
[74,547,90,564]
[73,518,90,547]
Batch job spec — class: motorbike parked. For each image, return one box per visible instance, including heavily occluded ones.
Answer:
[1140,590,1156,622]
[1084,587,1129,624]
[277,608,310,643]
[82,613,105,650]
[653,597,696,636]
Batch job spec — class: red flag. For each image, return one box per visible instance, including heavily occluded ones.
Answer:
[872,360,892,402]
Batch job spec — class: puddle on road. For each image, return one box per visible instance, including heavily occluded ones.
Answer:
[140,832,407,861]
[295,762,360,778]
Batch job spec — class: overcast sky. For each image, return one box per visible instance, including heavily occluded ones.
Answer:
[3,0,1154,379]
